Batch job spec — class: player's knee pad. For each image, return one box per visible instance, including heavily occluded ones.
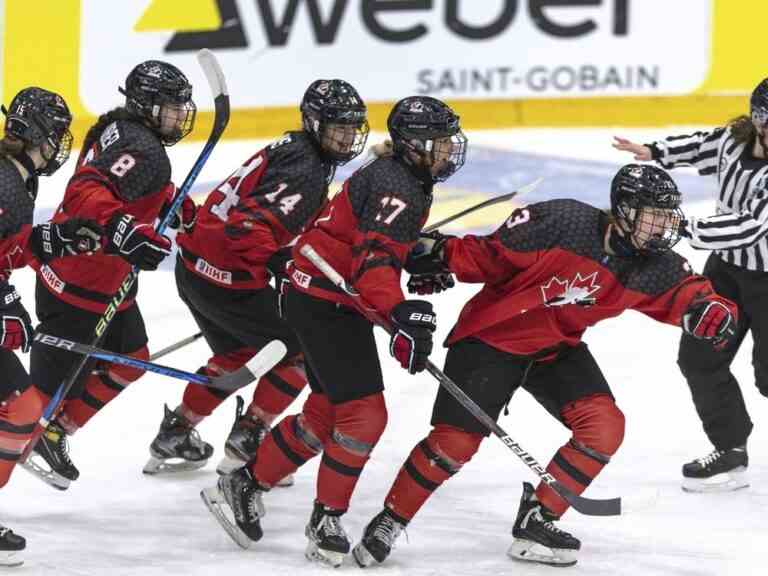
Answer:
[562,393,625,458]
[425,424,484,473]
[103,345,149,385]
[331,393,388,457]
[251,354,308,415]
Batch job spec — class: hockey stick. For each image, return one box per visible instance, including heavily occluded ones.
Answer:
[149,331,204,361]
[300,244,623,517]
[21,49,230,462]
[32,332,285,393]
[422,177,542,233]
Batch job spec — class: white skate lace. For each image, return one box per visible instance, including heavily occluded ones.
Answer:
[372,514,404,547]
[321,515,348,540]
[696,450,724,467]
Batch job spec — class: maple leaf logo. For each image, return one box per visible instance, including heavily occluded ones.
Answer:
[541,272,601,307]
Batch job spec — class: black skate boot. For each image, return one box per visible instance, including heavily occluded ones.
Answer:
[507,482,580,567]
[22,419,79,490]
[352,508,407,567]
[0,526,25,567]
[305,501,351,567]
[143,405,213,475]
[215,397,293,487]
[201,466,266,549]
[682,445,748,493]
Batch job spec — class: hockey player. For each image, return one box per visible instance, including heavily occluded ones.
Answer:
[351,164,738,568]
[613,78,768,492]
[201,96,468,565]
[0,87,103,566]
[23,60,197,490]
[144,79,369,480]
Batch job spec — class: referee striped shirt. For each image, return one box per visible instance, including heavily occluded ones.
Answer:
[649,127,768,271]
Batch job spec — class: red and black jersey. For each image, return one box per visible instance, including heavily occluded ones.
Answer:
[291,155,432,316]
[178,131,334,289]
[0,157,38,284]
[444,199,737,355]
[35,118,174,313]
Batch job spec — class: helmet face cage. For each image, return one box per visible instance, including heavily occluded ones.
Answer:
[388,96,467,182]
[611,164,684,253]
[2,87,73,176]
[301,79,369,165]
[121,60,196,146]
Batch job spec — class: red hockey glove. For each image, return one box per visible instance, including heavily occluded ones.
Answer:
[30,219,104,262]
[0,284,33,353]
[407,272,455,295]
[389,300,436,374]
[105,213,172,271]
[161,196,197,234]
[682,300,736,348]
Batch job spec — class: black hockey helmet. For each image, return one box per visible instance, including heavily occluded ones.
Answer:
[1,87,73,176]
[387,96,467,182]
[751,78,768,127]
[300,79,369,165]
[610,164,684,253]
[120,60,196,146]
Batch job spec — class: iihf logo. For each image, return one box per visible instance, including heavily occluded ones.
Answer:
[541,272,601,307]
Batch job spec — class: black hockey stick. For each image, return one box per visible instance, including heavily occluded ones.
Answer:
[149,331,204,361]
[422,177,542,233]
[300,244,623,517]
[21,49,230,463]
[33,332,285,392]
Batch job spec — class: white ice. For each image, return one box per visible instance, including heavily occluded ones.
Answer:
[5,128,767,576]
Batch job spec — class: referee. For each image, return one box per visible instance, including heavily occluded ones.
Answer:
[613,78,768,493]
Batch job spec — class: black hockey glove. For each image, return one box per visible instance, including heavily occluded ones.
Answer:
[30,219,104,263]
[407,272,455,295]
[682,300,736,348]
[0,283,33,353]
[160,196,197,234]
[404,231,454,276]
[389,300,436,374]
[266,246,293,279]
[105,213,172,271]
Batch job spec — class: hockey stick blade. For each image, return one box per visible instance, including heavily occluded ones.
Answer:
[423,177,543,233]
[212,340,287,392]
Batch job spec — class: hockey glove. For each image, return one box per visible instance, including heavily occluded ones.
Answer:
[682,300,736,348]
[0,284,33,353]
[105,213,172,271]
[407,272,455,295]
[161,196,197,234]
[266,246,293,279]
[404,231,454,276]
[389,300,436,374]
[30,219,104,263]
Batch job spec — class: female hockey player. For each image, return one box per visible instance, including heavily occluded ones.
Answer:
[613,77,768,492]
[0,87,103,566]
[23,60,197,491]
[143,79,369,482]
[352,164,737,568]
[201,96,468,567]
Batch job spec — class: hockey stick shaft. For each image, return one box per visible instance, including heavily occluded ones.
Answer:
[300,244,622,517]
[22,49,230,459]
[149,332,204,361]
[422,177,542,233]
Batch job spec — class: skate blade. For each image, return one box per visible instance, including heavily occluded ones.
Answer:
[143,456,208,475]
[216,456,294,487]
[0,550,23,567]
[507,539,577,567]
[352,542,378,567]
[20,456,71,491]
[305,540,346,568]
[200,486,252,549]
[682,468,749,493]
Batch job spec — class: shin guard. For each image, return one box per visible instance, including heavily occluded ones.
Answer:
[249,355,307,421]
[181,348,256,418]
[0,387,44,488]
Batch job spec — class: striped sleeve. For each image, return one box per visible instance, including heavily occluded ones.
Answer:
[647,128,726,175]
[688,186,768,250]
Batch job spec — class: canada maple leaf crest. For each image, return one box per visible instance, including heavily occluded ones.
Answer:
[541,272,601,307]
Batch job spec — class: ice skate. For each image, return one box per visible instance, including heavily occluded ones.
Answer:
[0,526,24,567]
[305,501,351,568]
[682,446,749,493]
[21,420,78,491]
[201,466,266,549]
[352,508,406,567]
[144,405,213,474]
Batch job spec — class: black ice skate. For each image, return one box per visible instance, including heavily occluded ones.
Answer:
[305,501,351,568]
[200,466,266,549]
[0,526,25,567]
[507,482,580,567]
[215,396,293,487]
[21,419,79,491]
[682,446,748,493]
[143,404,213,474]
[352,508,407,567]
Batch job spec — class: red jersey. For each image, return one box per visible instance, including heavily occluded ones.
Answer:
[291,155,433,316]
[444,199,737,355]
[36,117,173,313]
[177,131,333,290]
[0,157,38,281]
